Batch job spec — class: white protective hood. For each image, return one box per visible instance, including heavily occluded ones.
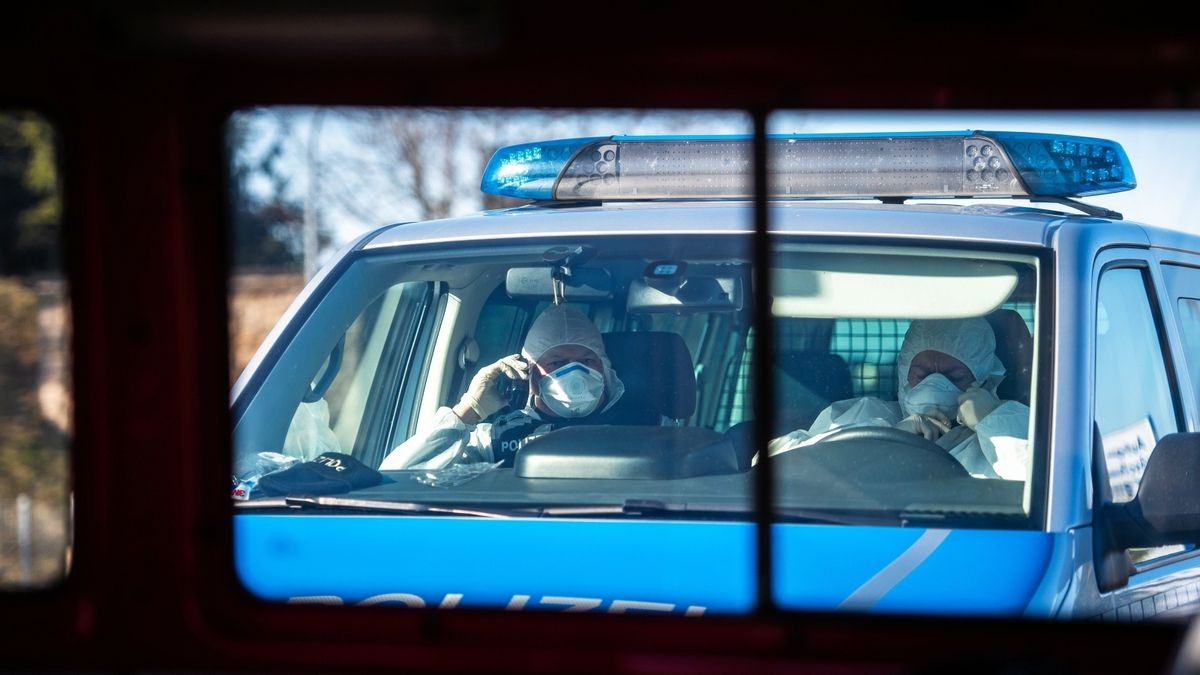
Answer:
[896,318,1006,394]
[520,305,625,406]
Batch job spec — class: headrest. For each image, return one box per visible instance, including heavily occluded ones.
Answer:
[776,351,853,403]
[985,309,1034,405]
[601,332,697,420]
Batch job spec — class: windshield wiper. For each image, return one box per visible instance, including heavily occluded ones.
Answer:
[238,497,749,520]
[774,506,905,527]
[539,499,749,519]
[544,500,902,526]
[622,500,908,526]
[234,495,530,519]
[234,497,909,526]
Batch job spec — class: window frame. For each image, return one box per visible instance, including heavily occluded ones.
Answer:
[1159,261,1200,429]
[362,281,445,467]
[762,236,1054,531]
[1090,257,1190,569]
[7,5,1200,670]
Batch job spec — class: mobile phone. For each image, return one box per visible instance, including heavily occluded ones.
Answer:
[501,358,530,411]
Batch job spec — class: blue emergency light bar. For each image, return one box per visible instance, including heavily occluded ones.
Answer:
[480,132,1136,201]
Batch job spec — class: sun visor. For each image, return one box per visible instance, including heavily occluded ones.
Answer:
[772,254,1018,319]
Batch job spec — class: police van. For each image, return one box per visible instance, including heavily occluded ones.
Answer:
[231,132,1200,620]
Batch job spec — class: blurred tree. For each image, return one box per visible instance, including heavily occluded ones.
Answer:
[231,107,739,265]
[0,113,61,277]
[227,111,327,271]
[321,109,527,227]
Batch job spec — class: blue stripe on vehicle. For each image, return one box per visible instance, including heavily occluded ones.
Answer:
[771,525,932,608]
[773,525,1056,615]
[838,529,950,610]
[871,529,1055,615]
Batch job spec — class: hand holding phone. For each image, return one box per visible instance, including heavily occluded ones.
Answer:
[456,354,530,422]
[500,357,531,411]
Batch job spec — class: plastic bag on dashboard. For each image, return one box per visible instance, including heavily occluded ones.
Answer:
[283,399,342,461]
[413,461,503,488]
[232,451,303,500]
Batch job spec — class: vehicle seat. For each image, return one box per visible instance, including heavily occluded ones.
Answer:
[777,351,853,405]
[602,331,697,423]
[985,309,1033,405]
[774,351,854,434]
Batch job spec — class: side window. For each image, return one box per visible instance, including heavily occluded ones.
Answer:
[716,327,752,432]
[276,281,433,467]
[1094,268,1179,504]
[1162,263,1200,415]
[638,312,727,428]
[473,291,532,370]
[1178,297,1200,412]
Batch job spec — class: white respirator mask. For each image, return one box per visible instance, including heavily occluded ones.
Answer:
[898,373,965,419]
[537,362,606,418]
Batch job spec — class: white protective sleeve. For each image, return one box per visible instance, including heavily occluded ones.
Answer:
[768,394,1031,481]
[944,400,1031,479]
[975,400,1032,481]
[378,407,497,470]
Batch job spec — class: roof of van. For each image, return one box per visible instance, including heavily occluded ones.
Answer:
[363,200,1200,253]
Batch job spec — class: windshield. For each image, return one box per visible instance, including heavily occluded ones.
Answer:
[233,234,1042,527]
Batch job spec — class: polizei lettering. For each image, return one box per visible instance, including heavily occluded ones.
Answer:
[287,592,706,615]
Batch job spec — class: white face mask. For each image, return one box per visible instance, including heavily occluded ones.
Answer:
[899,373,964,418]
[537,362,605,418]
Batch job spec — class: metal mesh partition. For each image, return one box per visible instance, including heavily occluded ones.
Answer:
[830,318,912,399]
[719,302,1036,431]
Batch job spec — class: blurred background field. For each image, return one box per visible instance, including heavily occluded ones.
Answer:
[228,273,305,382]
[0,276,69,587]
[0,111,68,588]
[0,268,299,586]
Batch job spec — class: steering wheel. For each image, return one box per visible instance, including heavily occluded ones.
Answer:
[777,424,970,481]
[817,425,946,452]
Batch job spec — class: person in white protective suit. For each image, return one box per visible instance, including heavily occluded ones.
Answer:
[768,317,1032,480]
[380,305,657,470]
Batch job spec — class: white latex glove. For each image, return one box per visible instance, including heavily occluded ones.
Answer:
[458,354,529,420]
[956,386,1001,430]
[894,410,952,442]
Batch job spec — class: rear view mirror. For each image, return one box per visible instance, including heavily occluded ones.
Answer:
[505,267,612,300]
[627,276,743,314]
